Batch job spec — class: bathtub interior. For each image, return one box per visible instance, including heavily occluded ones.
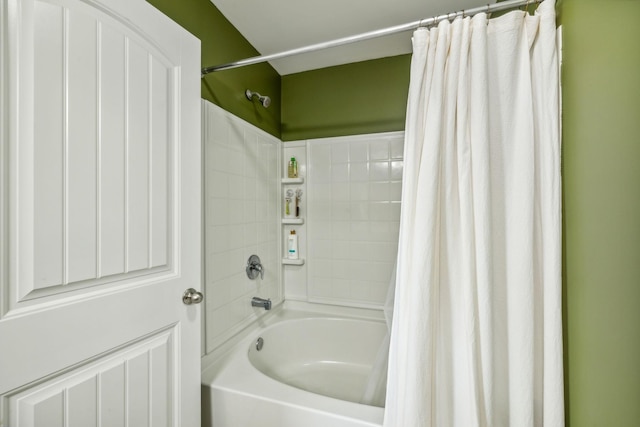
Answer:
[248,317,388,406]
[201,303,388,427]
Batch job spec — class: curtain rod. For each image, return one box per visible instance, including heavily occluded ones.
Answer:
[201,0,542,75]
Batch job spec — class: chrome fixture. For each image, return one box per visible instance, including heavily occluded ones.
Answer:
[245,89,271,108]
[182,288,203,305]
[201,0,543,74]
[251,297,272,311]
[256,337,264,351]
[246,255,264,280]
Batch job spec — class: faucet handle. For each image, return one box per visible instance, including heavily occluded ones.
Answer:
[246,254,264,280]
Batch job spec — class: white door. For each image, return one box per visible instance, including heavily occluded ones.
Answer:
[0,0,202,425]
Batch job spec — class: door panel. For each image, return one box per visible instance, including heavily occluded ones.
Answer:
[27,0,176,300]
[8,327,175,427]
[0,0,201,425]
[33,1,64,289]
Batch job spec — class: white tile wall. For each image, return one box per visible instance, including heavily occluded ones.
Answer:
[202,102,402,351]
[304,132,404,308]
[202,101,281,355]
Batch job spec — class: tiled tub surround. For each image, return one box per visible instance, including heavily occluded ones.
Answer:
[202,101,281,354]
[202,102,402,355]
[302,132,404,308]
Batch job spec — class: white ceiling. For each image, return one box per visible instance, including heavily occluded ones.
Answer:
[209,0,496,75]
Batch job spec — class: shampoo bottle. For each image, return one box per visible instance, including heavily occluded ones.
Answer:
[287,157,298,178]
[287,230,299,259]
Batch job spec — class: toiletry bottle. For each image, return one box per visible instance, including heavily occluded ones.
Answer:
[287,157,298,178]
[287,230,298,259]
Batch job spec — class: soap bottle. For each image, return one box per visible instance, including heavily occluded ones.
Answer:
[287,157,298,178]
[287,230,298,259]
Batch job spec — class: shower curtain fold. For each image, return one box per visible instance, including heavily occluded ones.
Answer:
[383,1,563,426]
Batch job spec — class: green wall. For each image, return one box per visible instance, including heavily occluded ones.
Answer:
[147,0,281,137]
[560,0,640,425]
[146,0,409,141]
[281,55,411,141]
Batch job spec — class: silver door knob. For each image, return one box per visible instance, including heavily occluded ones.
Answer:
[183,288,203,305]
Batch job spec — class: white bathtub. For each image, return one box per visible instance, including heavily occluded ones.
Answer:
[201,303,387,427]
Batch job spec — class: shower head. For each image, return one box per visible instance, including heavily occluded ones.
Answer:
[245,89,271,108]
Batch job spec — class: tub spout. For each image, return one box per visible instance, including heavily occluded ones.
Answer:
[251,297,272,310]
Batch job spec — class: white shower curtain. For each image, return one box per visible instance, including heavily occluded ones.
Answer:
[384,1,564,426]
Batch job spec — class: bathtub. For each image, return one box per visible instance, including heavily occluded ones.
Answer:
[201,302,387,427]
